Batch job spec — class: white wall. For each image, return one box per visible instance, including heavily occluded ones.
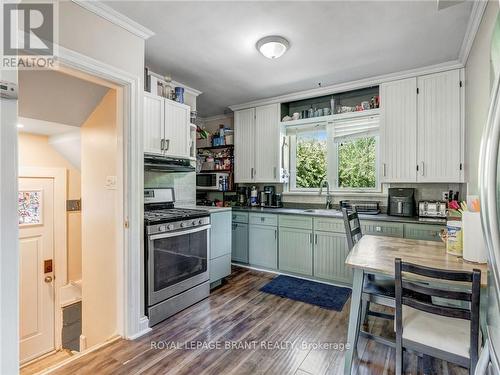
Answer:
[465,1,500,195]
[0,68,20,375]
[58,2,145,82]
[81,90,119,348]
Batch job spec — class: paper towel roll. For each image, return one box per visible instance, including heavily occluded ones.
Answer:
[462,211,488,264]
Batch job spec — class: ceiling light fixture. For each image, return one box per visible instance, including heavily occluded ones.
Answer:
[256,36,289,59]
[17,124,24,129]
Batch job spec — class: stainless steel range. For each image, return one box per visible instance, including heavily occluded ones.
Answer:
[144,188,210,326]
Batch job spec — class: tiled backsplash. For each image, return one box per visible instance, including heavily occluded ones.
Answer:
[144,171,196,205]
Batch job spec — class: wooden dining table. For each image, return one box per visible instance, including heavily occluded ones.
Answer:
[343,234,489,375]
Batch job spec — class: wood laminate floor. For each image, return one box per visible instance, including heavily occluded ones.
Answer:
[43,267,467,375]
[21,350,73,375]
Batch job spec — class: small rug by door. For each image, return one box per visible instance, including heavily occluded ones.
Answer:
[260,275,351,311]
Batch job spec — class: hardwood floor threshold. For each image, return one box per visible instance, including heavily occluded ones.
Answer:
[35,336,121,374]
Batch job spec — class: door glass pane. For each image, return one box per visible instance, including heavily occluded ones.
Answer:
[152,229,207,291]
[18,191,42,225]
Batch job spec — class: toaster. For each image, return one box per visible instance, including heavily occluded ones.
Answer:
[418,200,448,219]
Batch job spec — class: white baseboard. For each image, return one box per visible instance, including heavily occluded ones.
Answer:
[127,316,151,340]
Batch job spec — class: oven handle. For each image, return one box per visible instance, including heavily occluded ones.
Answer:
[148,224,211,240]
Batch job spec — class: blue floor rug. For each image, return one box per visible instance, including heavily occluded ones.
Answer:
[260,275,351,311]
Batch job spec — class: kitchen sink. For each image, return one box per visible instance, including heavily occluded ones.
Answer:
[302,209,341,215]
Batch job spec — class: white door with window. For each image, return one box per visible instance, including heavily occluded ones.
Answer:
[18,178,55,363]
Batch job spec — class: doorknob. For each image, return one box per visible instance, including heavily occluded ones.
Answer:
[44,276,53,283]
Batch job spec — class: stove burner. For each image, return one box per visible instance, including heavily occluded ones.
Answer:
[144,207,209,224]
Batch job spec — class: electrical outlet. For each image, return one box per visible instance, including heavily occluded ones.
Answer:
[442,191,449,201]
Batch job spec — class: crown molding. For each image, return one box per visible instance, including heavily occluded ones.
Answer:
[458,0,488,65]
[71,0,155,40]
[229,60,463,111]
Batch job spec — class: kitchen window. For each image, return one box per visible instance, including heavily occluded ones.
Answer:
[287,114,380,192]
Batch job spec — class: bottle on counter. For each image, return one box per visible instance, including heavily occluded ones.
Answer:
[250,186,258,206]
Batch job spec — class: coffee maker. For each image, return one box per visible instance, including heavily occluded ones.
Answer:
[260,186,274,207]
[260,186,282,208]
[237,187,249,206]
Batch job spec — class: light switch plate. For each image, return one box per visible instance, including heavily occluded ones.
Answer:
[105,175,117,190]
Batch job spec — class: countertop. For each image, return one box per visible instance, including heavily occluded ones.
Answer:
[231,206,445,225]
[346,235,487,286]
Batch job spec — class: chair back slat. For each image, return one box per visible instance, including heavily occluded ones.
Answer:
[342,207,362,251]
[402,281,472,302]
[401,262,473,282]
[395,258,481,371]
[402,297,471,320]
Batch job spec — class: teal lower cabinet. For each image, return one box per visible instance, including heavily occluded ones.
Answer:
[231,222,249,263]
[361,221,404,238]
[209,211,232,288]
[278,227,313,276]
[249,224,278,269]
[404,223,444,241]
[313,231,352,284]
[210,254,231,284]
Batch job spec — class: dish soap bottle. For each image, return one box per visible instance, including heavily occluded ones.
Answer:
[250,186,258,206]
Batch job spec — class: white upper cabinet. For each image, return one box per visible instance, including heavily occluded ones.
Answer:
[234,108,255,183]
[143,93,164,155]
[234,104,283,183]
[143,93,190,159]
[254,104,280,182]
[164,99,190,158]
[417,70,462,182]
[380,69,463,183]
[380,77,418,183]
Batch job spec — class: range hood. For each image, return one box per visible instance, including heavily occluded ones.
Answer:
[144,154,195,172]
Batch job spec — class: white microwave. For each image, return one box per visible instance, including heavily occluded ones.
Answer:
[196,172,229,191]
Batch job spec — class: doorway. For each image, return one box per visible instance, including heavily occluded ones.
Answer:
[17,68,122,371]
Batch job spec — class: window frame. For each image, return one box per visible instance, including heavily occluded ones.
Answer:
[288,123,328,193]
[329,134,381,193]
[287,122,381,194]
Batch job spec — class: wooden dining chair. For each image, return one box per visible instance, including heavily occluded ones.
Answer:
[342,208,395,348]
[394,258,481,375]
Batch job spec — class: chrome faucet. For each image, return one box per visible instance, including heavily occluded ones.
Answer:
[319,180,334,209]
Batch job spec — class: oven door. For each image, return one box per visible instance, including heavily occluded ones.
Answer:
[147,225,210,306]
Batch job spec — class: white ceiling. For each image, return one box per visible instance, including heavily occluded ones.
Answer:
[18,116,80,136]
[19,70,109,127]
[106,1,473,116]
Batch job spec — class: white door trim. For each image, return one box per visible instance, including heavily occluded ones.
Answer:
[53,44,149,339]
[1,42,148,374]
[18,167,67,352]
